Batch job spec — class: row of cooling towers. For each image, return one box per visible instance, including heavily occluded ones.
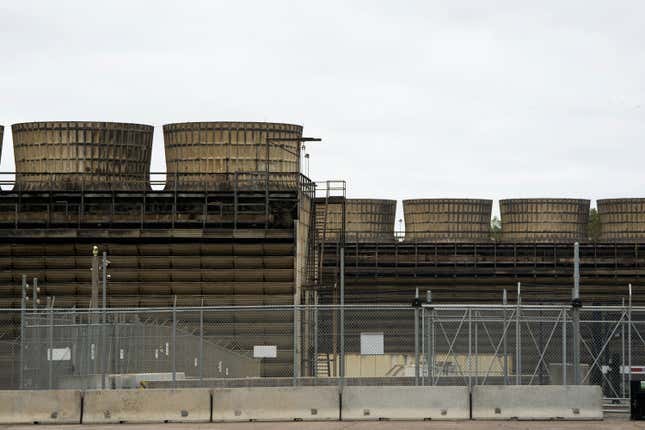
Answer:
[327,198,645,243]
[0,121,644,242]
[0,121,304,190]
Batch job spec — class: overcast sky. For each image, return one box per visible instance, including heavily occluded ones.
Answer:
[1,0,644,217]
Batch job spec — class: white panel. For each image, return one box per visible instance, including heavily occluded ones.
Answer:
[253,345,277,358]
[360,332,384,355]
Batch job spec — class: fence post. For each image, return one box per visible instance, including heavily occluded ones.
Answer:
[503,289,508,385]
[199,298,204,384]
[172,295,177,388]
[474,309,478,386]
[516,282,521,385]
[421,306,425,386]
[572,242,581,385]
[101,252,108,390]
[292,304,298,386]
[414,289,420,386]
[426,291,434,386]
[628,284,632,397]
[468,307,472,389]
[339,247,345,391]
[562,306,567,386]
[313,295,318,377]
[48,298,53,390]
[19,275,26,389]
[621,297,625,398]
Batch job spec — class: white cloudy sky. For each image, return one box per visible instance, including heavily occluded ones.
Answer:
[1,0,644,217]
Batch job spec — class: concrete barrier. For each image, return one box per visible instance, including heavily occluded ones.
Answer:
[83,388,211,423]
[472,385,603,420]
[212,387,339,421]
[342,386,469,420]
[0,390,81,424]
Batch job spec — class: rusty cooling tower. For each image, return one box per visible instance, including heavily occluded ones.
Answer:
[163,122,303,190]
[500,198,590,242]
[317,198,396,242]
[403,199,493,242]
[597,198,645,242]
[12,122,153,191]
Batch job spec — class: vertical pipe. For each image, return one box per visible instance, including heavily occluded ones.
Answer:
[572,242,581,385]
[562,306,567,386]
[172,296,177,388]
[19,275,26,389]
[265,138,270,228]
[516,282,521,385]
[32,278,37,310]
[503,289,508,385]
[339,247,345,390]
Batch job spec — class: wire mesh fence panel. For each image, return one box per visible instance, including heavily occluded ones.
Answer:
[424,307,472,386]
[517,307,568,386]
[341,307,418,385]
[579,308,627,399]
[1,303,643,395]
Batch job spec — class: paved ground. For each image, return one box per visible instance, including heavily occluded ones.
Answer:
[1,419,642,430]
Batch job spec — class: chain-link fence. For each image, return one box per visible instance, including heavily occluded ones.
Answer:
[2,303,645,401]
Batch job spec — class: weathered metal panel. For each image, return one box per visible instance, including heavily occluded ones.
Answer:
[403,199,492,242]
[12,121,153,191]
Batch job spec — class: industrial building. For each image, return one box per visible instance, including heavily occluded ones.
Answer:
[1,122,645,307]
[0,121,645,383]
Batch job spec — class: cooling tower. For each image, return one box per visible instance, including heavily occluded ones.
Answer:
[597,198,645,242]
[500,198,590,242]
[163,122,303,190]
[403,199,493,242]
[12,121,153,191]
[316,198,396,242]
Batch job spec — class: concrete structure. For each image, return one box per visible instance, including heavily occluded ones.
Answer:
[0,390,81,424]
[500,198,590,242]
[12,121,153,191]
[403,199,493,242]
[212,387,339,421]
[163,121,303,190]
[316,198,396,243]
[471,385,603,420]
[83,388,211,424]
[597,198,645,241]
[341,386,469,420]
